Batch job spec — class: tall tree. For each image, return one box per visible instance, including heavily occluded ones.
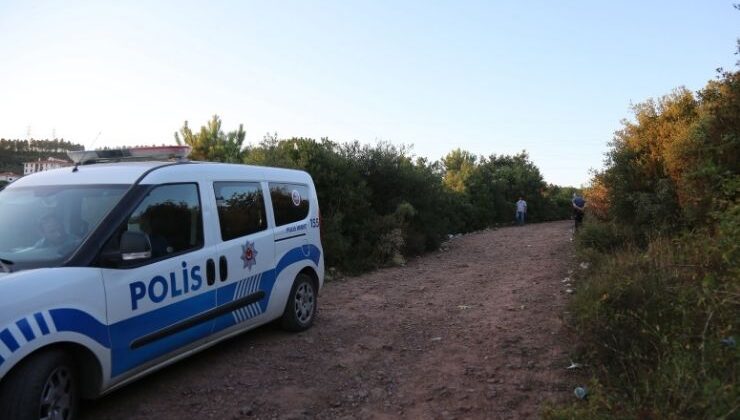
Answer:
[442,148,477,192]
[174,115,246,162]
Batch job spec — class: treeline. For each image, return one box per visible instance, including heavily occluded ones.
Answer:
[175,118,577,273]
[547,69,739,418]
[0,139,83,173]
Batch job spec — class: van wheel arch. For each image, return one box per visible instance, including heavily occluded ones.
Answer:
[1,342,103,400]
[280,270,319,332]
[299,266,320,293]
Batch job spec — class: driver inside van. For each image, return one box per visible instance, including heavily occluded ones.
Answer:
[33,214,78,252]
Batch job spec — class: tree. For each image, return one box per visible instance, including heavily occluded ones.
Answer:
[174,115,246,163]
[464,152,547,227]
[442,148,477,192]
[0,138,83,173]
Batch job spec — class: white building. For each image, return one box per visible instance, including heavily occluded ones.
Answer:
[23,157,72,175]
[0,172,20,182]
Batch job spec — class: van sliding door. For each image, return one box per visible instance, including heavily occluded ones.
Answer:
[210,181,275,335]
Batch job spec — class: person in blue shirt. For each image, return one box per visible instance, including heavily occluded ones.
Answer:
[515,197,527,226]
[572,193,586,231]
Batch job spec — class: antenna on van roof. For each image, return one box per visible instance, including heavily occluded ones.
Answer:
[72,131,102,172]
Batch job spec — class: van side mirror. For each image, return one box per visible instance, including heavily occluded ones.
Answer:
[120,231,152,261]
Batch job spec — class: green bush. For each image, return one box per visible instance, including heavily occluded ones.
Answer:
[550,69,739,418]
[178,117,576,273]
[240,136,572,273]
[560,223,738,418]
[576,220,634,252]
[542,184,581,221]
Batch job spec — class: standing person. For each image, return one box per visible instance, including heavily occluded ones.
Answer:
[572,193,586,231]
[515,196,527,226]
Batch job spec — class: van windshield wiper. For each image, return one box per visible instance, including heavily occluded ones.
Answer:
[0,258,13,273]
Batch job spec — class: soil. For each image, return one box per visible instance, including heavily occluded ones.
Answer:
[82,220,580,420]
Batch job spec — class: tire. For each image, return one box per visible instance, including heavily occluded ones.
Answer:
[281,273,318,332]
[0,349,79,420]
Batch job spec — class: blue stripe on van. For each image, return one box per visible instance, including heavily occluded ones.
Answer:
[0,329,19,352]
[50,309,111,348]
[34,312,50,335]
[109,290,216,376]
[212,244,321,333]
[2,245,321,378]
[16,318,35,341]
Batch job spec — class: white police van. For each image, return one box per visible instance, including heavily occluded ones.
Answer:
[0,147,324,420]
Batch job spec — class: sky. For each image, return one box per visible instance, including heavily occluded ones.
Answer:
[0,1,737,186]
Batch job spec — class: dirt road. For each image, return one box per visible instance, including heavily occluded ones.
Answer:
[83,221,577,419]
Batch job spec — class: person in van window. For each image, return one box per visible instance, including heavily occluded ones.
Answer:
[34,214,77,251]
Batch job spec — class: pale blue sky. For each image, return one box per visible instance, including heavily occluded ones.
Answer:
[0,1,737,186]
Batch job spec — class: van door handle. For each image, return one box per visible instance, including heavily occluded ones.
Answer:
[206,259,216,286]
[219,256,228,282]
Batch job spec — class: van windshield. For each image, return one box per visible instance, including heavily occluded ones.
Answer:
[0,184,128,271]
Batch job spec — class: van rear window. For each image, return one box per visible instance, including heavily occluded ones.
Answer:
[269,183,309,226]
[214,182,267,241]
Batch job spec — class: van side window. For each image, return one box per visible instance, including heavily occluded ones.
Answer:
[269,183,309,226]
[126,183,203,259]
[214,182,267,240]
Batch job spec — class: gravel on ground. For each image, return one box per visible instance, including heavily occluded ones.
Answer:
[83,220,579,420]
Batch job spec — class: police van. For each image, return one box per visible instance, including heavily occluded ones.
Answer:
[0,146,324,419]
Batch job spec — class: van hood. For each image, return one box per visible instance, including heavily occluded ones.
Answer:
[0,269,24,281]
[0,267,39,282]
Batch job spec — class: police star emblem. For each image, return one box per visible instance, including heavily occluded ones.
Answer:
[241,240,258,270]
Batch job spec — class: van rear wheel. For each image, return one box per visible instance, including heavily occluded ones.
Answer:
[281,273,317,332]
[0,349,79,420]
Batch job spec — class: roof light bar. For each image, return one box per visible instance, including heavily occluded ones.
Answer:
[67,146,192,164]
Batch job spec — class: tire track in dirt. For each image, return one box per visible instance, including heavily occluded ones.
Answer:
[83,220,576,420]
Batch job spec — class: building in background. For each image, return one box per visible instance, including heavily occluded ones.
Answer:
[23,157,71,175]
[0,172,21,183]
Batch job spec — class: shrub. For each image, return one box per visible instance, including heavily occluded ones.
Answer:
[550,69,739,418]
[576,220,634,252]
[560,225,739,418]
[241,136,571,273]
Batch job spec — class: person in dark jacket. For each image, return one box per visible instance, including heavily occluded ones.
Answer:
[572,193,586,231]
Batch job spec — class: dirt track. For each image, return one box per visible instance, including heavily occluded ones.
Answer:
[83,220,577,420]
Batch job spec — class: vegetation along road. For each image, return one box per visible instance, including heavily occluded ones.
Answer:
[83,221,578,419]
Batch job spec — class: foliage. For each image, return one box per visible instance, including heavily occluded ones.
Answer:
[237,133,573,273]
[595,70,739,236]
[549,69,739,419]
[242,137,470,272]
[458,152,578,228]
[542,184,582,221]
[442,148,477,192]
[574,219,634,253]
[174,115,246,163]
[0,138,83,173]
[463,152,546,228]
[583,172,610,221]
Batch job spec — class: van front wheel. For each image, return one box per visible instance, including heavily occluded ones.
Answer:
[0,349,79,420]
[281,273,317,332]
